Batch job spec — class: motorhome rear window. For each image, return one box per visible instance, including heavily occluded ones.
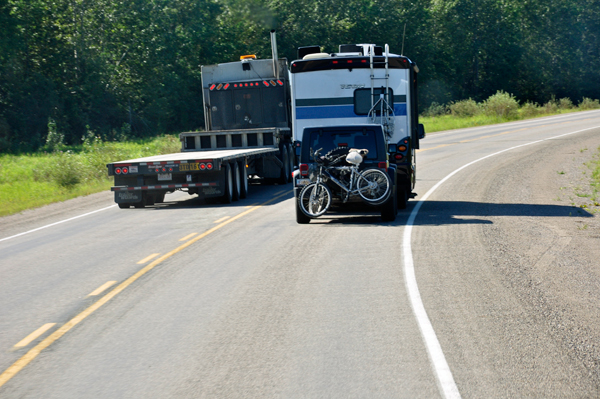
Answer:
[354,88,394,115]
[308,130,378,159]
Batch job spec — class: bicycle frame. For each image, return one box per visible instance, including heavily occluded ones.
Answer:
[318,164,373,203]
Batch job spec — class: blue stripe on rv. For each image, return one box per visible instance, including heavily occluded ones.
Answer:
[296,104,407,119]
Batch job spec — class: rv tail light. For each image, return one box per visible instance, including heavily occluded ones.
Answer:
[299,164,309,177]
[395,154,404,160]
[398,145,407,152]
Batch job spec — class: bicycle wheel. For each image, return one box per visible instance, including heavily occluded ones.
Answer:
[357,168,391,205]
[298,182,332,218]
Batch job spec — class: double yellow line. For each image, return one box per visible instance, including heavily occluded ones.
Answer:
[0,190,290,389]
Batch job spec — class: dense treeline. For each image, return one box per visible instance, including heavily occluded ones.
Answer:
[0,0,598,152]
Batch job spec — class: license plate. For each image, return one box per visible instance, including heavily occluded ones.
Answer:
[157,173,172,181]
[296,178,310,187]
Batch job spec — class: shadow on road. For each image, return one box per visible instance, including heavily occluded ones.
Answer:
[306,200,594,227]
[412,200,594,226]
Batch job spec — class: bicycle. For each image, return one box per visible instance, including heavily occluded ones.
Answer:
[298,147,391,218]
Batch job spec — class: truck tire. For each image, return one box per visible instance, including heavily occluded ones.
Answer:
[278,145,290,184]
[397,186,408,209]
[155,192,166,203]
[381,187,398,222]
[232,162,241,201]
[221,164,233,204]
[239,161,248,199]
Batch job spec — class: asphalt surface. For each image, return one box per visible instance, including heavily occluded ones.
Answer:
[1,110,599,398]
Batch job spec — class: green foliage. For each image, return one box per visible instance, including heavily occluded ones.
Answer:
[578,98,600,110]
[423,102,448,117]
[483,91,519,119]
[449,99,480,117]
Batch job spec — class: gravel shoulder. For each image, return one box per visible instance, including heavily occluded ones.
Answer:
[482,131,600,388]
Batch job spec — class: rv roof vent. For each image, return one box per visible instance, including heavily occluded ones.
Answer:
[298,46,321,59]
[303,53,330,60]
[339,44,363,54]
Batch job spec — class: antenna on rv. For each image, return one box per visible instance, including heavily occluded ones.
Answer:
[401,23,407,56]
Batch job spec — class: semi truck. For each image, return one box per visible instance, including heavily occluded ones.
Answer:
[107,32,295,208]
[290,43,425,210]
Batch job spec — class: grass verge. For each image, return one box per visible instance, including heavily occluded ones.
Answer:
[0,135,180,217]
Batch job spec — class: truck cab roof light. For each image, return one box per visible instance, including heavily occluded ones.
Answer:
[240,55,257,60]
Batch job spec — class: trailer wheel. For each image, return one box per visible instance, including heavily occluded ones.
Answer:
[221,163,233,204]
[155,192,166,203]
[239,161,248,199]
[232,162,241,201]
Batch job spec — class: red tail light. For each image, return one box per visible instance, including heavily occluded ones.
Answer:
[299,164,309,177]
[378,162,388,172]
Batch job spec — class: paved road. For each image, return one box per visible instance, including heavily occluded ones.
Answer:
[1,110,599,398]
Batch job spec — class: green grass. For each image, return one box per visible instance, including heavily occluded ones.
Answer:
[0,135,180,217]
[420,107,584,134]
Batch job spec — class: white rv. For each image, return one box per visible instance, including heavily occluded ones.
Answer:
[290,43,425,205]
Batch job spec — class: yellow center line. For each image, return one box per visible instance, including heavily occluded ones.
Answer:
[0,190,290,388]
[179,233,198,241]
[137,253,160,264]
[88,281,117,296]
[14,324,56,349]
[214,216,230,224]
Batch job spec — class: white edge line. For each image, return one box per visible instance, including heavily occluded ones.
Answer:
[0,205,117,242]
[403,125,599,399]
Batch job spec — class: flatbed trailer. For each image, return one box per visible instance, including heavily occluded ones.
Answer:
[107,146,283,208]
